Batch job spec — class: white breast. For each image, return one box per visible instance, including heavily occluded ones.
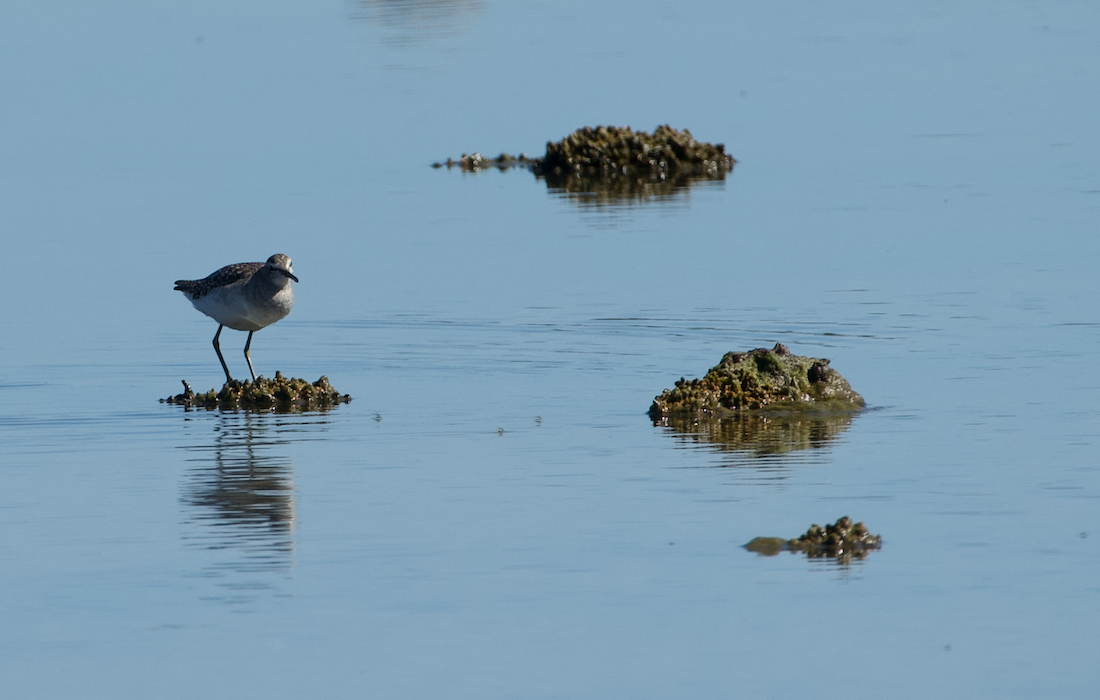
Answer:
[190,279,294,332]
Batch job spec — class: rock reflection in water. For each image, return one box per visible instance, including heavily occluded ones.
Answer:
[540,169,729,208]
[179,412,325,583]
[654,410,857,474]
[434,157,730,208]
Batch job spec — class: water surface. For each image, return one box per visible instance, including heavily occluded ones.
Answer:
[2,1,1100,698]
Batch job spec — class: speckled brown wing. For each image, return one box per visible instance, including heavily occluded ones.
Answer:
[174,262,264,300]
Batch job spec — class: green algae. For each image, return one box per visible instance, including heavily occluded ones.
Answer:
[162,372,351,413]
[742,537,790,557]
[649,344,864,419]
[745,517,882,564]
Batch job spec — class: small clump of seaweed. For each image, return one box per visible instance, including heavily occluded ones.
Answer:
[649,343,864,419]
[162,372,352,412]
[433,125,735,204]
[744,517,882,564]
[433,152,536,172]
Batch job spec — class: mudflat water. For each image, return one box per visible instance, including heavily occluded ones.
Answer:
[3,1,1099,698]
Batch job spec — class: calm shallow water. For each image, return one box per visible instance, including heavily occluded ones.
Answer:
[3,1,1100,698]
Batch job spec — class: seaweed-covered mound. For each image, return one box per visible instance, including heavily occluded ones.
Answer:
[162,373,352,412]
[534,125,734,178]
[744,517,882,564]
[649,344,864,418]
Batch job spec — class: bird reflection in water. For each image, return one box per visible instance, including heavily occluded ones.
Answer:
[348,0,482,45]
[178,411,329,600]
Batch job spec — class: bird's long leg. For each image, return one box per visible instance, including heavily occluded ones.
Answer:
[244,330,257,382]
[213,325,233,384]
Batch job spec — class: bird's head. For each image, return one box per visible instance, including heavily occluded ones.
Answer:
[265,254,299,283]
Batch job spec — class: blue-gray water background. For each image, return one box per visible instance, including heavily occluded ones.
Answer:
[2,1,1099,697]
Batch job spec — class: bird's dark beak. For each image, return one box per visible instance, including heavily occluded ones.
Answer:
[281,269,299,283]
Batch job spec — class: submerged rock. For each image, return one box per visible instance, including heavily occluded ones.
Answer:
[162,372,352,412]
[433,152,535,172]
[649,344,864,419]
[433,125,735,204]
[745,517,883,564]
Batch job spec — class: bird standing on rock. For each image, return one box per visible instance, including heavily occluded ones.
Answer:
[174,254,297,383]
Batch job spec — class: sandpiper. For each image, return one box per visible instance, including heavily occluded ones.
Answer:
[174,254,298,383]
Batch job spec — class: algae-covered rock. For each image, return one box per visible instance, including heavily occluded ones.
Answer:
[788,516,882,560]
[745,517,882,564]
[649,344,864,419]
[162,372,352,412]
[433,125,735,204]
[534,124,734,178]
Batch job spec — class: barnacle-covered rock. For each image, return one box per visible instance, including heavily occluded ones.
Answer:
[162,372,351,412]
[434,125,735,204]
[745,517,882,564]
[788,516,882,560]
[533,124,734,178]
[649,344,864,419]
